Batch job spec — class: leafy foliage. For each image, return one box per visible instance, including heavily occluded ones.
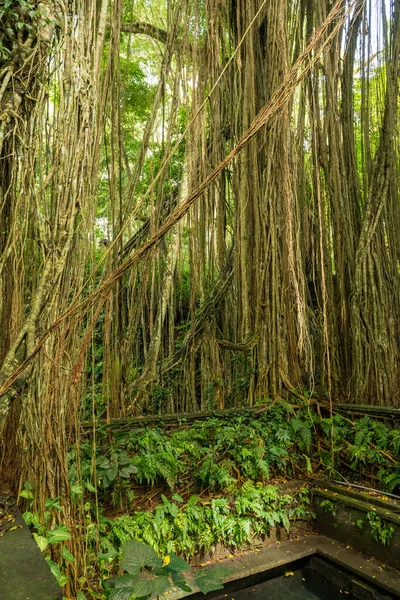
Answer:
[108,539,229,599]
[65,402,400,596]
[21,486,74,588]
[71,403,400,508]
[365,512,395,546]
[90,483,309,564]
[96,449,138,489]
[0,0,42,63]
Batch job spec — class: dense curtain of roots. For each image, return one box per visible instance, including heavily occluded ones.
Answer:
[0,0,399,587]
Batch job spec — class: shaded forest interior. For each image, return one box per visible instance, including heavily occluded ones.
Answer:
[0,0,399,596]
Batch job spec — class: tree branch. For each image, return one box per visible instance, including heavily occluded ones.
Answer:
[120,22,168,44]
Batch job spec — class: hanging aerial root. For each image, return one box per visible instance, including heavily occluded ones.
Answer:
[0,0,362,401]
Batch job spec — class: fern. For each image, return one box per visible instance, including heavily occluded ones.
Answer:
[98,538,118,562]
[291,418,312,452]
[274,427,291,445]
[378,466,400,493]
[70,397,400,581]
[389,430,400,454]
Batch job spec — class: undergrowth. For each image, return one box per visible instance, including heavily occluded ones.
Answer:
[91,484,310,562]
[48,401,400,596]
[70,402,400,510]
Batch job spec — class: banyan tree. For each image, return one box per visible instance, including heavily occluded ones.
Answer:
[0,0,399,586]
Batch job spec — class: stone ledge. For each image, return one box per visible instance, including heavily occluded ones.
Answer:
[314,535,400,598]
[163,534,400,599]
[0,487,62,600]
[313,488,400,569]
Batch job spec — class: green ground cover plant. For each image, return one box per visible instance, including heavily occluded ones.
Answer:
[107,539,230,600]
[71,401,400,510]
[25,401,400,597]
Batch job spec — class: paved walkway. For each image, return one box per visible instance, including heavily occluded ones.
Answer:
[0,486,62,600]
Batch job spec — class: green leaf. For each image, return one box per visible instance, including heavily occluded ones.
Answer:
[46,558,68,587]
[166,553,190,571]
[130,579,154,597]
[22,511,34,526]
[303,454,313,474]
[60,546,75,562]
[171,571,191,592]
[119,465,138,478]
[154,507,164,525]
[194,571,225,595]
[112,575,155,600]
[45,498,63,511]
[37,524,47,536]
[59,574,69,587]
[151,576,170,595]
[120,540,162,575]
[85,481,97,493]
[71,484,83,496]
[114,574,138,588]
[46,525,71,545]
[103,462,118,488]
[96,457,110,469]
[207,566,232,579]
[109,588,136,600]
[168,503,179,518]
[20,490,34,500]
[33,533,49,552]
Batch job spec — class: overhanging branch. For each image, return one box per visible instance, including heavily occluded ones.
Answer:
[120,22,168,44]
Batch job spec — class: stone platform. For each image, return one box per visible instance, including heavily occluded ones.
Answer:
[169,534,400,599]
[0,486,62,600]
